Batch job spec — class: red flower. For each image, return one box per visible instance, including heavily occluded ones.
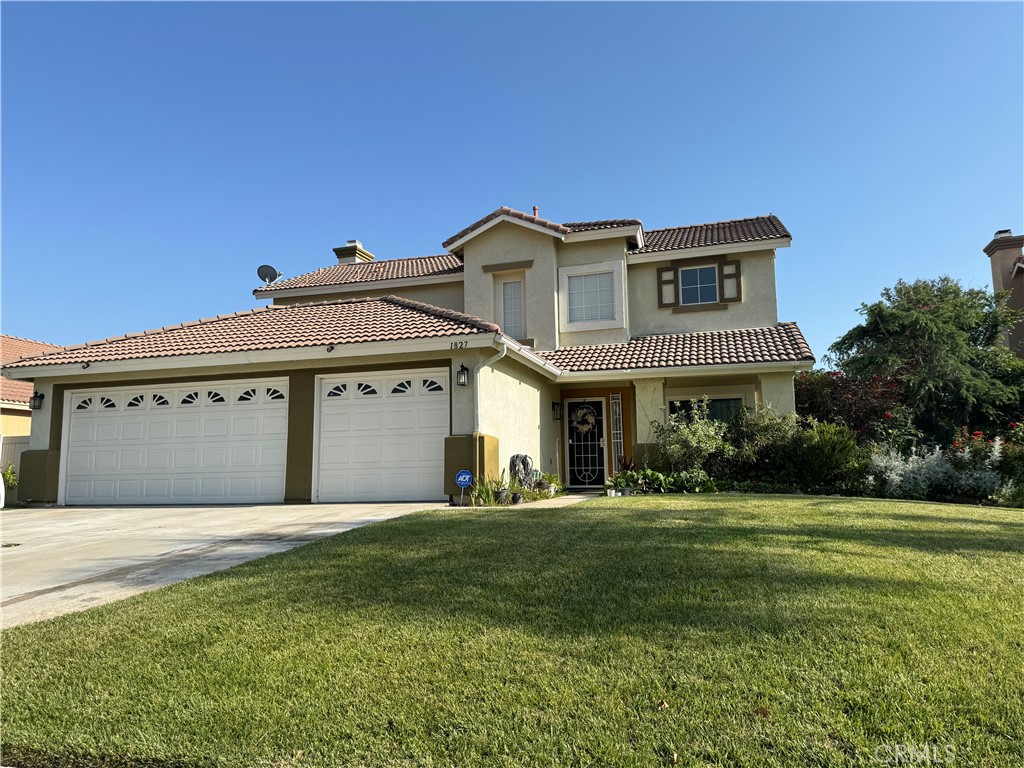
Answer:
[884,413,893,419]
[1011,422,1019,429]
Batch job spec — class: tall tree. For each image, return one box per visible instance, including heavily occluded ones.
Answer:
[829,277,1024,443]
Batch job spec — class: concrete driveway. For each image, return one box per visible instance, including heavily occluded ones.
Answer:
[1,502,438,629]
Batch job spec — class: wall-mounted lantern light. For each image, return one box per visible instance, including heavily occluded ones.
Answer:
[552,401,563,421]
[29,391,45,410]
[456,364,470,387]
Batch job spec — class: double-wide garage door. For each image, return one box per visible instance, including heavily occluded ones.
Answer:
[63,379,289,505]
[61,369,450,505]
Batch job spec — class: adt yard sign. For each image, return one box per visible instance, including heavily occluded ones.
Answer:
[455,470,473,488]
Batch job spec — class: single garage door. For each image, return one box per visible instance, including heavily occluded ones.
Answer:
[62,379,288,505]
[315,369,449,502]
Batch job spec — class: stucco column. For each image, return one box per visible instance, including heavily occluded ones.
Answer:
[633,378,666,443]
[757,372,796,413]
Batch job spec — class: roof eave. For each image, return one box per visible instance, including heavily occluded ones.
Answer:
[253,272,464,300]
[628,236,792,264]
[563,224,644,249]
[2,333,499,381]
[556,359,814,382]
[444,214,566,255]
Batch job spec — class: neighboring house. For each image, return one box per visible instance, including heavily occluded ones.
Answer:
[984,228,1024,356]
[5,206,814,506]
[1,335,62,437]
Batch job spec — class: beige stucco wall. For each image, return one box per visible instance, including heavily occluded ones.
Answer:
[633,369,797,446]
[476,355,561,479]
[756,372,796,413]
[270,281,465,312]
[627,249,779,336]
[463,223,560,350]
[633,378,666,443]
[2,409,31,437]
[555,239,631,348]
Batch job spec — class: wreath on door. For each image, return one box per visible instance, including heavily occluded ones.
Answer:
[571,405,597,435]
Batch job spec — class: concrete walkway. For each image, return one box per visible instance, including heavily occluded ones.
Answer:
[1,493,593,629]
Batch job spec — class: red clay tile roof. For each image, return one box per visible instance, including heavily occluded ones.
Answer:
[1,335,63,403]
[631,215,791,254]
[5,298,499,369]
[442,206,571,249]
[254,254,463,294]
[564,219,643,232]
[539,323,814,372]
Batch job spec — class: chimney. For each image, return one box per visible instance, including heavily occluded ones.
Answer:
[533,206,539,218]
[983,228,1024,357]
[332,240,375,264]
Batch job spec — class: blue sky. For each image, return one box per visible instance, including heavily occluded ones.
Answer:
[3,2,1022,364]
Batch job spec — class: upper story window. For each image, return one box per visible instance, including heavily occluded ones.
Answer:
[658,257,741,313]
[680,266,718,305]
[558,261,625,333]
[568,272,614,322]
[502,279,524,339]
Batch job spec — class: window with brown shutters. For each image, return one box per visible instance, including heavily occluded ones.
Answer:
[656,257,741,311]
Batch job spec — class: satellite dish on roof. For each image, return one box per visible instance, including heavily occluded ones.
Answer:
[257,264,282,285]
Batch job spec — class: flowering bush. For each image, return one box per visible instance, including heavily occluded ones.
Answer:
[946,428,1003,500]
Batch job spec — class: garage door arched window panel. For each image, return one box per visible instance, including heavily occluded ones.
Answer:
[207,391,226,404]
[266,387,286,401]
[389,379,413,396]
[127,394,145,409]
[180,391,200,406]
[152,394,170,406]
[236,388,257,403]
[326,384,348,398]
[99,396,118,409]
[421,378,446,393]
[74,396,94,411]
[357,382,379,397]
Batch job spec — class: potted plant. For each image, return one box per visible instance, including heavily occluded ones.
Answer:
[510,477,523,505]
[494,470,509,505]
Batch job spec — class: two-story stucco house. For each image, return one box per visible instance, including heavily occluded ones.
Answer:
[5,206,814,506]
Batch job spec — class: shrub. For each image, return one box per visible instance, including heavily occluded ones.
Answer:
[799,420,869,494]
[869,446,953,501]
[721,407,803,487]
[795,370,911,445]
[2,464,17,490]
[649,397,732,476]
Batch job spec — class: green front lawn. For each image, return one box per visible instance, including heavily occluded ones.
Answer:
[2,496,1022,767]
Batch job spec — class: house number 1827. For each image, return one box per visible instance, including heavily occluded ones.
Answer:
[450,341,469,349]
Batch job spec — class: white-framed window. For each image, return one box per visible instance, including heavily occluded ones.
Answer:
[679,265,719,305]
[568,272,614,322]
[558,260,625,333]
[502,279,524,339]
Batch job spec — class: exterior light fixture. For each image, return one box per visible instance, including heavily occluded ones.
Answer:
[552,401,563,420]
[29,391,45,410]
[456,364,470,387]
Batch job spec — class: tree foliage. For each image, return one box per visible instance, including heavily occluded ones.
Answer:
[829,277,1024,442]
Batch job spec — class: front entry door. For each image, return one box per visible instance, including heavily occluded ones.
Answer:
[565,399,607,488]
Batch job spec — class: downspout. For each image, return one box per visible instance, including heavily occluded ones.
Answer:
[471,337,508,484]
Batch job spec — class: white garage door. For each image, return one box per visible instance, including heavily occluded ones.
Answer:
[315,369,449,502]
[62,379,289,505]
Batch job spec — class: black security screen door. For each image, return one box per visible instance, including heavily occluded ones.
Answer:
[566,399,606,488]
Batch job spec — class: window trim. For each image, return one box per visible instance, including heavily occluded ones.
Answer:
[657,255,741,313]
[558,260,625,333]
[678,264,720,306]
